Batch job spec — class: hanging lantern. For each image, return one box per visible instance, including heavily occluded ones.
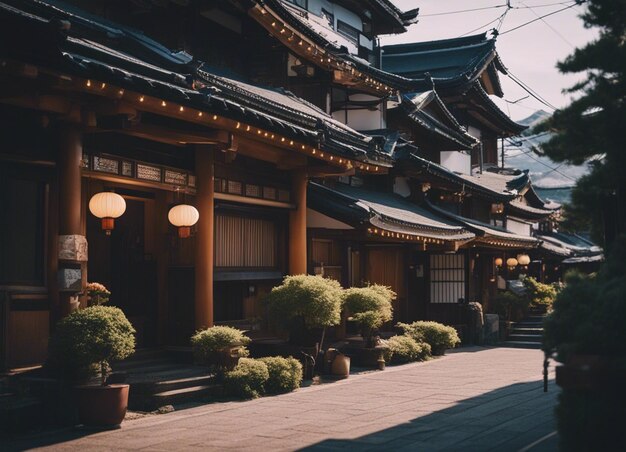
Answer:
[494,257,503,268]
[168,204,199,238]
[517,254,531,268]
[89,192,126,235]
[506,257,518,271]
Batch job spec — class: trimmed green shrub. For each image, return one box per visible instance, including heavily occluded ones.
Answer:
[342,285,394,344]
[48,306,135,384]
[191,326,250,369]
[266,275,343,329]
[223,358,269,399]
[492,291,529,321]
[259,356,303,394]
[382,336,431,363]
[397,321,460,355]
[523,276,559,311]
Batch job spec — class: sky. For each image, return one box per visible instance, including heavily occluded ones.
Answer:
[381,0,598,121]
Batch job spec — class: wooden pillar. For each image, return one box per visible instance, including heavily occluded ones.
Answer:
[195,147,214,329]
[58,126,82,235]
[289,169,308,275]
[57,125,84,317]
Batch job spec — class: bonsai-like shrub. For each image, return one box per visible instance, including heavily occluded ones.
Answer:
[542,236,626,450]
[523,276,558,311]
[342,285,394,346]
[48,306,135,384]
[223,358,269,399]
[258,356,303,394]
[492,291,529,321]
[191,326,250,369]
[397,321,460,356]
[382,336,431,363]
[265,275,343,344]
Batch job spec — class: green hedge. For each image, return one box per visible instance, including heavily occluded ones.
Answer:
[381,336,431,363]
[223,358,269,399]
[258,357,303,394]
[397,321,460,355]
[191,326,250,368]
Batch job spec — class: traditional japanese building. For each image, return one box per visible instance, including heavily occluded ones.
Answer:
[0,0,391,369]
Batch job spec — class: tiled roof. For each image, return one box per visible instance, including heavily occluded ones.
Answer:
[401,91,479,150]
[381,33,502,93]
[425,199,540,247]
[0,0,381,161]
[309,183,475,241]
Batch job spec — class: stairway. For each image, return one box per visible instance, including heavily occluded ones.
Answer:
[503,307,547,349]
[112,348,222,411]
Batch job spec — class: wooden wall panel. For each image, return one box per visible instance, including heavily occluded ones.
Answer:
[215,215,276,268]
[8,311,49,368]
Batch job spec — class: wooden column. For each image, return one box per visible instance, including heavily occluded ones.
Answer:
[289,169,308,275]
[195,147,214,329]
[58,126,82,235]
[57,125,84,317]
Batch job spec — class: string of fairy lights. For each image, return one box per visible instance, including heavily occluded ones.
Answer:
[254,5,396,95]
[80,76,383,174]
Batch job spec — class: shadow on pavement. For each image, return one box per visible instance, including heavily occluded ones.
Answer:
[299,380,558,451]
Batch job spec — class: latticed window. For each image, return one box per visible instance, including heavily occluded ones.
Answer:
[429,254,466,304]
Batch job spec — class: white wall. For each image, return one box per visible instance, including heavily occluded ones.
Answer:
[393,177,411,197]
[331,93,384,131]
[307,208,354,229]
[440,151,471,174]
[507,217,532,236]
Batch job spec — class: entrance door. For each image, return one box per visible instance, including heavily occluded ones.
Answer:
[365,247,406,322]
[88,197,158,347]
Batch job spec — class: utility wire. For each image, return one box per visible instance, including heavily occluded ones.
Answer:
[506,71,559,111]
[505,142,577,181]
[518,0,575,47]
[500,2,584,35]
[419,4,507,17]
[459,10,509,37]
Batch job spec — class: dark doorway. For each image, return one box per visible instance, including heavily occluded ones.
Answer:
[87,197,158,347]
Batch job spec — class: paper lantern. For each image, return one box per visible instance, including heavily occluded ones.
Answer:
[506,257,518,270]
[168,204,199,238]
[517,254,531,267]
[89,192,126,235]
[494,257,503,268]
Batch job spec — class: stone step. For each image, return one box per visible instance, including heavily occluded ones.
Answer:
[114,360,182,373]
[508,334,542,342]
[133,374,215,395]
[126,366,209,385]
[149,384,222,409]
[514,321,544,328]
[501,341,542,350]
[511,327,543,334]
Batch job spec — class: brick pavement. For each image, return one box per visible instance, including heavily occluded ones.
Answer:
[4,347,559,451]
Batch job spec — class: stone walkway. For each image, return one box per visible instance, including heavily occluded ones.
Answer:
[5,347,559,451]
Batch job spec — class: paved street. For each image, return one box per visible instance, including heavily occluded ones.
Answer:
[6,347,559,451]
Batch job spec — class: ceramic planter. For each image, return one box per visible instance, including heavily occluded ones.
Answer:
[75,383,129,427]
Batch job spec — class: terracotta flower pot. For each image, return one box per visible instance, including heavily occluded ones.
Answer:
[75,384,129,427]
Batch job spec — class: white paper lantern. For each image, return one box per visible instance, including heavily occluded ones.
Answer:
[168,204,199,238]
[517,254,531,267]
[506,257,518,270]
[89,192,126,235]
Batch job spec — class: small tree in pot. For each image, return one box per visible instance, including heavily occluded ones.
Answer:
[265,275,343,347]
[342,285,394,347]
[48,306,135,427]
[191,326,251,373]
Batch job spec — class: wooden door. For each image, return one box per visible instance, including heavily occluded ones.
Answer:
[365,247,406,322]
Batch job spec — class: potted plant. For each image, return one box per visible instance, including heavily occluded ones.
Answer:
[265,275,343,348]
[48,306,135,427]
[191,326,251,373]
[84,282,111,306]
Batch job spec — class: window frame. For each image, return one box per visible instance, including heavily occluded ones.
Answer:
[336,20,360,46]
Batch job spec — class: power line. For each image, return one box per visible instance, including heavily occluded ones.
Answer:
[505,142,578,181]
[506,70,559,111]
[518,0,575,47]
[459,10,509,37]
[500,2,584,35]
[419,4,507,17]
